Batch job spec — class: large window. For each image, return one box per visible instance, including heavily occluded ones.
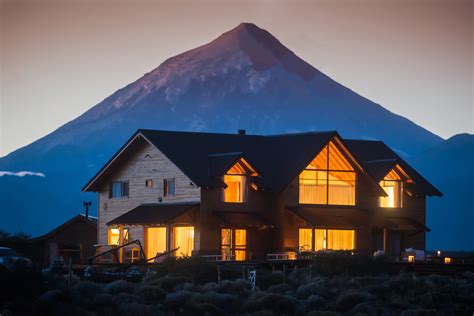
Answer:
[299,141,356,205]
[221,228,247,261]
[379,169,403,208]
[109,181,129,198]
[223,162,248,203]
[173,226,194,257]
[299,228,355,251]
[146,227,167,259]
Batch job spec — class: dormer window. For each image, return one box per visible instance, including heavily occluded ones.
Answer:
[222,158,257,203]
[379,168,404,208]
[299,141,356,206]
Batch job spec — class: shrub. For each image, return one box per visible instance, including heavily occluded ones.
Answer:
[135,286,166,304]
[400,309,438,316]
[255,269,283,290]
[165,290,194,308]
[111,292,143,305]
[335,290,370,311]
[104,280,134,295]
[145,275,190,291]
[312,251,377,275]
[190,291,239,312]
[244,293,296,315]
[71,280,102,300]
[216,279,252,298]
[267,283,294,295]
[296,282,321,299]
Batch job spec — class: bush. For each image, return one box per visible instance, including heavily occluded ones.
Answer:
[296,282,321,299]
[145,275,190,291]
[312,251,379,275]
[104,280,134,295]
[255,269,283,290]
[165,290,194,308]
[267,283,293,295]
[244,293,296,315]
[135,285,166,304]
[71,280,102,300]
[216,279,252,298]
[336,290,370,311]
[190,291,239,312]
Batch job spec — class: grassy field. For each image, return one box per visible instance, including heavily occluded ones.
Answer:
[1,256,474,315]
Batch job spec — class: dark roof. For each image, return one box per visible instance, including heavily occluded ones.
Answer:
[214,211,271,228]
[107,203,199,226]
[345,140,442,196]
[287,207,369,228]
[32,214,97,241]
[137,129,336,192]
[83,129,441,197]
[382,217,431,232]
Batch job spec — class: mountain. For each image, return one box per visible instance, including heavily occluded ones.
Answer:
[0,23,443,238]
[410,134,474,251]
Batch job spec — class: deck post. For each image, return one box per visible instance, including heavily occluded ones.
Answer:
[383,228,389,253]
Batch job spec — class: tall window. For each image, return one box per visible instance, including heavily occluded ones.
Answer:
[173,226,194,257]
[299,228,355,251]
[221,228,247,261]
[109,181,129,198]
[146,227,167,259]
[164,178,175,196]
[299,141,356,205]
[379,169,403,208]
[223,162,248,203]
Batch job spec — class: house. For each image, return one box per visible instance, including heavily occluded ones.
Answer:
[33,214,97,267]
[82,129,441,262]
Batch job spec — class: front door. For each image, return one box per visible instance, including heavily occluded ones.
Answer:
[221,228,247,261]
[146,227,167,259]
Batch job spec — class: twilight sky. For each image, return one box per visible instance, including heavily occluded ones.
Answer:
[1,0,472,157]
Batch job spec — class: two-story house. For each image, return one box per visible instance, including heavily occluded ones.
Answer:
[82,129,441,262]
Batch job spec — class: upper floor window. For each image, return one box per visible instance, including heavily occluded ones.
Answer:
[146,179,153,188]
[299,141,356,206]
[223,162,248,203]
[109,181,129,198]
[164,178,175,196]
[379,168,403,208]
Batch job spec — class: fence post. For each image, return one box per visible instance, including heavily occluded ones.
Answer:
[217,264,221,284]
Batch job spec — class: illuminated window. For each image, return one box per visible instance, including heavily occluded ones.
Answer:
[164,178,175,196]
[298,228,313,252]
[146,227,167,259]
[146,179,153,188]
[379,169,403,208]
[300,228,355,251]
[299,141,356,205]
[108,227,129,245]
[173,226,194,257]
[109,181,129,198]
[223,162,248,203]
[221,228,247,260]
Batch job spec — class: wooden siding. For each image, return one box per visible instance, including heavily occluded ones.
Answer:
[97,141,200,248]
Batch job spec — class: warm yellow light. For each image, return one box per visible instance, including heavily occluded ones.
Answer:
[408,255,415,263]
[108,228,120,245]
[444,257,452,264]
[173,226,194,257]
[146,227,167,259]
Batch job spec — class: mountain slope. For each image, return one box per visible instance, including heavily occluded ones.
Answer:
[0,23,443,237]
[411,134,474,251]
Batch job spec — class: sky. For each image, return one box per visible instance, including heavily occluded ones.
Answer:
[1,0,472,157]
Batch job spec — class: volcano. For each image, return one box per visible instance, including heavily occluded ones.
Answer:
[0,23,444,237]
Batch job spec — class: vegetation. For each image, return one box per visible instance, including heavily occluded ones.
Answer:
[0,256,473,315]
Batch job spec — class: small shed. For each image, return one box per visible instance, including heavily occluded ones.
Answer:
[33,214,97,267]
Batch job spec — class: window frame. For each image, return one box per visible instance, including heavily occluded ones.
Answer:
[109,181,129,199]
[298,227,356,251]
[299,141,357,206]
[164,178,176,196]
[220,228,247,261]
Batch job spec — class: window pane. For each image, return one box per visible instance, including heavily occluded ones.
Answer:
[299,170,327,204]
[147,227,167,258]
[122,182,129,197]
[328,171,355,205]
[112,182,122,198]
[173,226,194,257]
[123,228,129,244]
[315,229,327,251]
[108,228,120,245]
[299,228,313,251]
[146,179,153,187]
[234,229,246,261]
[328,142,354,171]
[224,175,246,202]
[307,145,328,169]
[379,180,402,207]
[327,229,355,250]
[221,229,232,260]
[164,179,175,196]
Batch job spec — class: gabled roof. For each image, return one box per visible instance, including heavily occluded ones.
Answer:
[32,214,97,241]
[345,140,442,197]
[83,129,441,197]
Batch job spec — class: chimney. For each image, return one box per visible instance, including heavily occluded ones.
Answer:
[238,129,246,135]
[83,201,92,220]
